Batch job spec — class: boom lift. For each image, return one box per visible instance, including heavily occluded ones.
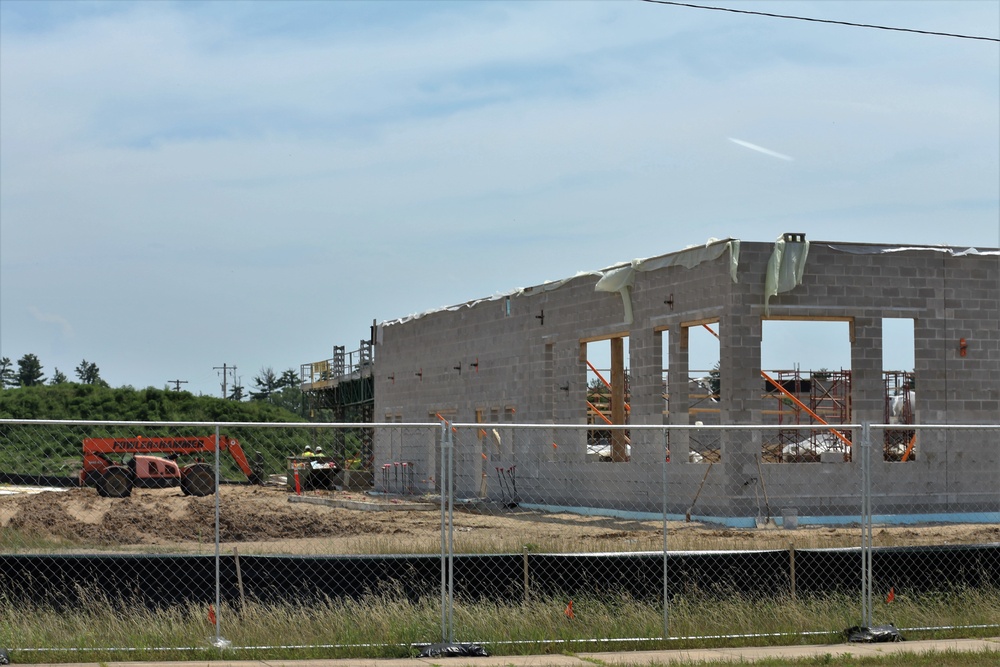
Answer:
[80,435,263,498]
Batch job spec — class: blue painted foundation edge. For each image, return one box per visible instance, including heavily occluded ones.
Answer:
[519,503,1000,528]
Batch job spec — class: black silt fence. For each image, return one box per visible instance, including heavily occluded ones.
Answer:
[2,545,997,609]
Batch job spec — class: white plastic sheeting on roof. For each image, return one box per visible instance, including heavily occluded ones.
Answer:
[382,238,740,328]
[825,244,999,257]
[762,240,1000,315]
[381,271,603,328]
[594,238,741,324]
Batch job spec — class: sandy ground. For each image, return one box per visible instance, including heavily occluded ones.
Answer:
[1,483,997,556]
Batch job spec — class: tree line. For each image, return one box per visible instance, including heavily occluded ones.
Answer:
[0,357,366,476]
[1,354,302,407]
[0,382,315,477]
[1,354,105,388]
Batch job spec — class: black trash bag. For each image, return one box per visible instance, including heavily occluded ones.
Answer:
[845,624,903,643]
[417,642,490,658]
[0,647,9,665]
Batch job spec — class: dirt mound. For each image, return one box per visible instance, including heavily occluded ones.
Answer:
[2,483,996,555]
[3,486,381,547]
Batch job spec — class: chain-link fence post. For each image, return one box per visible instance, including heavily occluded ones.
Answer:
[860,421,873,628]
[438,419,455,644]
[446,421,455,644]
[439,420,447,643]
[662,427,669,640]
[212,424,226,648]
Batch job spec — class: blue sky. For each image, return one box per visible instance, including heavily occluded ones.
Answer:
[1,0,997,397]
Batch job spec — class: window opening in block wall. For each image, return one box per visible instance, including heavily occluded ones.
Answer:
[659,328,670,417]
[761,319,852,463]
[883,318,916,462]
[658,328,671,461]
[584,337,630,462]
[684,321,721,463]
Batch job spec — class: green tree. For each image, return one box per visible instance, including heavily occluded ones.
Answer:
[16,353,45,387]
[0,357,14,388]
[229,383,245,401]
[278,368,299,390]
[50,368,68,385]
[250,367,279,401]
[75,359,103,384]
[270,385,305,416]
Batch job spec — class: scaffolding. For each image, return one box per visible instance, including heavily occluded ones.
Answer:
[763,369,852,462]
[300,340,376,472]
[585,363,631,461]
[883,370,916,461]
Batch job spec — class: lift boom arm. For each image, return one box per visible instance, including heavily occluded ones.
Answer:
[81,435,256,480]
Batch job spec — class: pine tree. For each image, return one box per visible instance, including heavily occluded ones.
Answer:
[0,357,15,389]
[250,367,279,401]
[75,359,103,384]
[16,353,45,386]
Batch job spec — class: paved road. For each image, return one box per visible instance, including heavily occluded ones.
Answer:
[15,636,1000,667]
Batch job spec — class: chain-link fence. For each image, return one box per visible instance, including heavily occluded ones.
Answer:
[1,420,996,657]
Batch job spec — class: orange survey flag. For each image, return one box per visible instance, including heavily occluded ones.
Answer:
[208,604,217,626]
[886,587,895,603]
[564,600,575,619]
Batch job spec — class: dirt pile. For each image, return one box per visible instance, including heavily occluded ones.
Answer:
[1,484,996,554]
[2,486,382,547]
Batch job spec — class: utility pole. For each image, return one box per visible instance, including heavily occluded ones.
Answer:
[213,363,237,399]
[167,379,188,391]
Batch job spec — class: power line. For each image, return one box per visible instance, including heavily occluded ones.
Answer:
[640,0,1000,43]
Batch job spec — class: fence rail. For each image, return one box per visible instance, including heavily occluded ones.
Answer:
[1,419,997,658]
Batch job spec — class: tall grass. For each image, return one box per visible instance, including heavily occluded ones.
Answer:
[4,587,998,663]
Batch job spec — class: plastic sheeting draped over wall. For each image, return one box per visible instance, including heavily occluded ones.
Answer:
[595,238,741,324]
[764,234,810,315]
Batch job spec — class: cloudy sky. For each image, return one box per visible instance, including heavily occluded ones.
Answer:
[1,0,997,397]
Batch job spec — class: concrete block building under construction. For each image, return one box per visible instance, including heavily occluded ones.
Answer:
[304,236,999,523]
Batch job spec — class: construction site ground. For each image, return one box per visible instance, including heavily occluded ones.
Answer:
[2,483,998,555]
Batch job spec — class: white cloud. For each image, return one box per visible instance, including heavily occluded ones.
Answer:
[1,0,996,394]
[28,306,74,340]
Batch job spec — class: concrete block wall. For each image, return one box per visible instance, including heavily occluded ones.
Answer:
[374,239,999,518]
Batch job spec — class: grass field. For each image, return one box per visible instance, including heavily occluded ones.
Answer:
[3,587,997,663]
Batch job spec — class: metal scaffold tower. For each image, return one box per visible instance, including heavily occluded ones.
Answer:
[300,340,376,472]
[764,369,852,462]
